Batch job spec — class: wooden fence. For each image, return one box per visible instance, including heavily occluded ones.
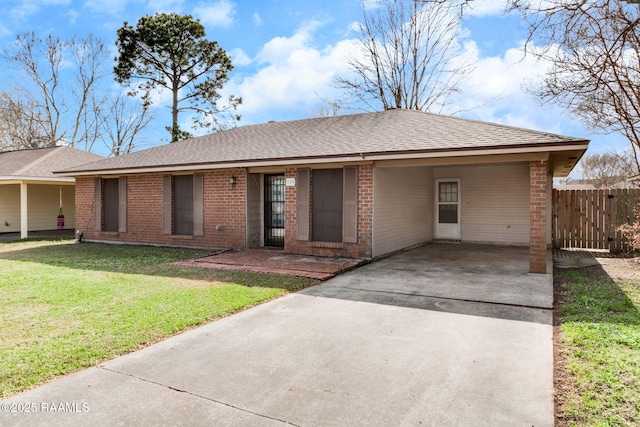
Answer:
[552,189,640,252]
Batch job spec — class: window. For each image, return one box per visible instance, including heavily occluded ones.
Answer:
[437,181,459,224]
[312,169,343,242]
[162,174,204,236]
[173,175,194,235]
[95,177,127,233]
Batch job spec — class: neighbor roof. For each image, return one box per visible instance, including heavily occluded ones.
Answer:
[58,109,589,176]
[0,146,104,179]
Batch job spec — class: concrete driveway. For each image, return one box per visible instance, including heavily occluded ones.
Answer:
[1,243,553,426]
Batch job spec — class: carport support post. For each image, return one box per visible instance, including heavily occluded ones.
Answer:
[529,160,548,274]
[20,181,28,239]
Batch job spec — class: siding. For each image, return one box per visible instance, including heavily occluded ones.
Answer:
[373,166,432,257]
[27,184,76,231]
[0,184,75,233]
[0,185,20,233]
[433,163,529,245]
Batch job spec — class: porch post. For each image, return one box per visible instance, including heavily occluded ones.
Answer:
[529,160,548,273]
[20,181,28,239]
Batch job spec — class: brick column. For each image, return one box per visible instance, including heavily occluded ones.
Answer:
[530,160,548,273]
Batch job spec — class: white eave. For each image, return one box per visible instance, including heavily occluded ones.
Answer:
[0,176,76,185]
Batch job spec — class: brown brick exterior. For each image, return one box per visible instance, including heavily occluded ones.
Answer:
[529,160,548,273]
[75,164,373,258]
[284,165,373,258]
[75,169,247,249]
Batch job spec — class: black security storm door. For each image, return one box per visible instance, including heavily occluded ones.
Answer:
[264,174,285,247]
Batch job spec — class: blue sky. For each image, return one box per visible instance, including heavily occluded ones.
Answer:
[0,0,627,159]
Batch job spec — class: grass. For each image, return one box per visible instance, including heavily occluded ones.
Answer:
[0,239,317,399]
[555,266,640,426]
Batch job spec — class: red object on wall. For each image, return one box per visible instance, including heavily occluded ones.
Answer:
[57,208,64,230]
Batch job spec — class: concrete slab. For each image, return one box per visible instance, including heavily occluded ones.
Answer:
[2,300,553,426]
[354,243,554,309]
[0,367,282,427]
[1,243,554,426]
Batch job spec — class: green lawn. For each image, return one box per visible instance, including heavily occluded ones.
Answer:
[555,264,640,426]
[0,239,316,398]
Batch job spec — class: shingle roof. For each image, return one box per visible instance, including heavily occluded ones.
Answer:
[0,146,104,178]
[59,109,589,174]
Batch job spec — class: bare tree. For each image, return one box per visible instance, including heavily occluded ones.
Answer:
[508,0,640,174]
[335,0,473,113]
[99,92,153,156]
[0,92,48,151]
[578,152,635,188]
[3,33,109,151]
[2,32,153,156]
[307,94,345,118]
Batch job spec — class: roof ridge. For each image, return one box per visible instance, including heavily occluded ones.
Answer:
[13,146,60,175]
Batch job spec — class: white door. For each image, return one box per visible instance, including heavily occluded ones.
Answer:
[436,179,460,239]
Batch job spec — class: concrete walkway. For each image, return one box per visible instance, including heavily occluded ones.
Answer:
[1,244,553,426]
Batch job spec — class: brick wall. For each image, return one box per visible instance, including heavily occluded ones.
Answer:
[75,164,374,257]
[529,160,548,273]
[75,169,247,249]
[284,165,373,258]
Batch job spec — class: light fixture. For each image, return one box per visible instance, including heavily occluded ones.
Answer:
[230,176,237,185]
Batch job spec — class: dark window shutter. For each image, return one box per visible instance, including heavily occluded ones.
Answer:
[102,178,119,232]
[296,169,310,241]
[94,178,102,231]
[343,166,358,243]
[118,177,127,233]
[162,175,172,234]
[193,173,204,236]
[312,169,343,242]
[173,175,194,235]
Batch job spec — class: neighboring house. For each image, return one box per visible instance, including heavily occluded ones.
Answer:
[58,109,589,273]
[0,146,104,238]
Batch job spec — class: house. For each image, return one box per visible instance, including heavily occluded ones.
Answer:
[0,146,104,238]
[58,109,589,273]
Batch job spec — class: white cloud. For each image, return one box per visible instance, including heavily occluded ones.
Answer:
[464,0,510,17]
[450,39,580,136]
[256,20,322,64]
[252,12,262,26]
[225,22,359,124]
[347,21,361,32]
[229,48,251,66]
[194,0,236,28]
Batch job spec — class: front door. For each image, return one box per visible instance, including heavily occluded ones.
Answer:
[264,174,285,247]
[436,179,460,240]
